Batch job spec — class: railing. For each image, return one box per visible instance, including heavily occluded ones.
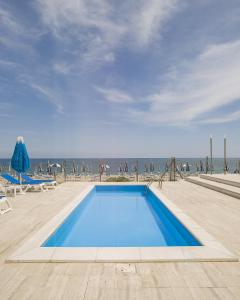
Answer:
[176,167,184,179]
[147,178,154,188]
[158,170,167,189]
[145,177,155,195]
[159,177,163,189]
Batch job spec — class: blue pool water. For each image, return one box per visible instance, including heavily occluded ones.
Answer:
[43,185,202,247]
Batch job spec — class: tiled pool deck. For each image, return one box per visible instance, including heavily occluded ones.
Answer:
[1,181,240,299]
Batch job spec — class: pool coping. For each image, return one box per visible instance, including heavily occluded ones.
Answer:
[6,183,238,263]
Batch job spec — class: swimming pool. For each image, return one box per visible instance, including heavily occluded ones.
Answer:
[43,185,201,247]
[8,183,236,262]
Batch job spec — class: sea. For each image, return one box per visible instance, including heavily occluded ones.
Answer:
[0,158,240,175]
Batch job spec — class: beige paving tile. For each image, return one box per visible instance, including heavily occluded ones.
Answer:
[172,287,194,300]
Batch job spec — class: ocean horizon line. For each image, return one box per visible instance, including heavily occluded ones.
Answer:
[1,157,240,160]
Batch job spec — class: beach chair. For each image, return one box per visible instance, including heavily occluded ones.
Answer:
[0,195,12,215]
[0,173,47,193]
[0,182,24,197]
[20,174,57,189]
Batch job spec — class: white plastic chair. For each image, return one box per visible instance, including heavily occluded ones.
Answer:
[0,195,12,215]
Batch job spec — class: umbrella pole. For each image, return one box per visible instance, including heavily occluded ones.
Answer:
[224,135,227,174]
[135,160,139,182]
[210,135,213,175]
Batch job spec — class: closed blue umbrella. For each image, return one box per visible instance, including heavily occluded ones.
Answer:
[11,136,30,183]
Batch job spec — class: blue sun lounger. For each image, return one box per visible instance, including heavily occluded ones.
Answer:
[0,173,46,192]
[20,174,57,188]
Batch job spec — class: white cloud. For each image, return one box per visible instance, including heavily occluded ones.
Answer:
[53,62,71,74]
[0,4,40,38]
[127,0,179,47]
[30,83,64,114]
[35,0,126,68]
[103,52,115,63]
[124,39,240,126]
[0,4,41,55]
[200,111,240,124]
[35,0,179,68]
[95,86,134,104]
[0,6,22,33]
[0,59,19,68]
[0,101,12,117]
[2,1,239,127]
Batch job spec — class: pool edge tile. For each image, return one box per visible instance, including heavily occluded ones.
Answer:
[96,247,141,262]
[139,247,185,262]
[6,247,55,263]
[50,247,98,262]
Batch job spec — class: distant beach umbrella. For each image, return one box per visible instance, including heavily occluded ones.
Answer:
[119,164,123,172]
[50,163,61,177]
[196,163,199,172]
[144,164,148,172]
[99,163,104,181]
[62,160,67,180]
[225,162,229,172]
[234,161,238,174]
[47,160,52,175]
[38,163,43,173]
[11,136,30,183]
[72,160,77,174]
[105,164,110,173]
[86,164,89,173]
[124,161,128,172]
[134,160,139,181]
[180,163,184,172]
[81,163,88,173]
[150,162,154,172]
[61,161,66,173]
[50,163,61,168]
[165,162,169,172]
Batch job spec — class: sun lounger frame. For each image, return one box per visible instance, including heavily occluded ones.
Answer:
[0,195,12,215]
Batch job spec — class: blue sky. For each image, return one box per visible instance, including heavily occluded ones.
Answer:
[1,0,240,158]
